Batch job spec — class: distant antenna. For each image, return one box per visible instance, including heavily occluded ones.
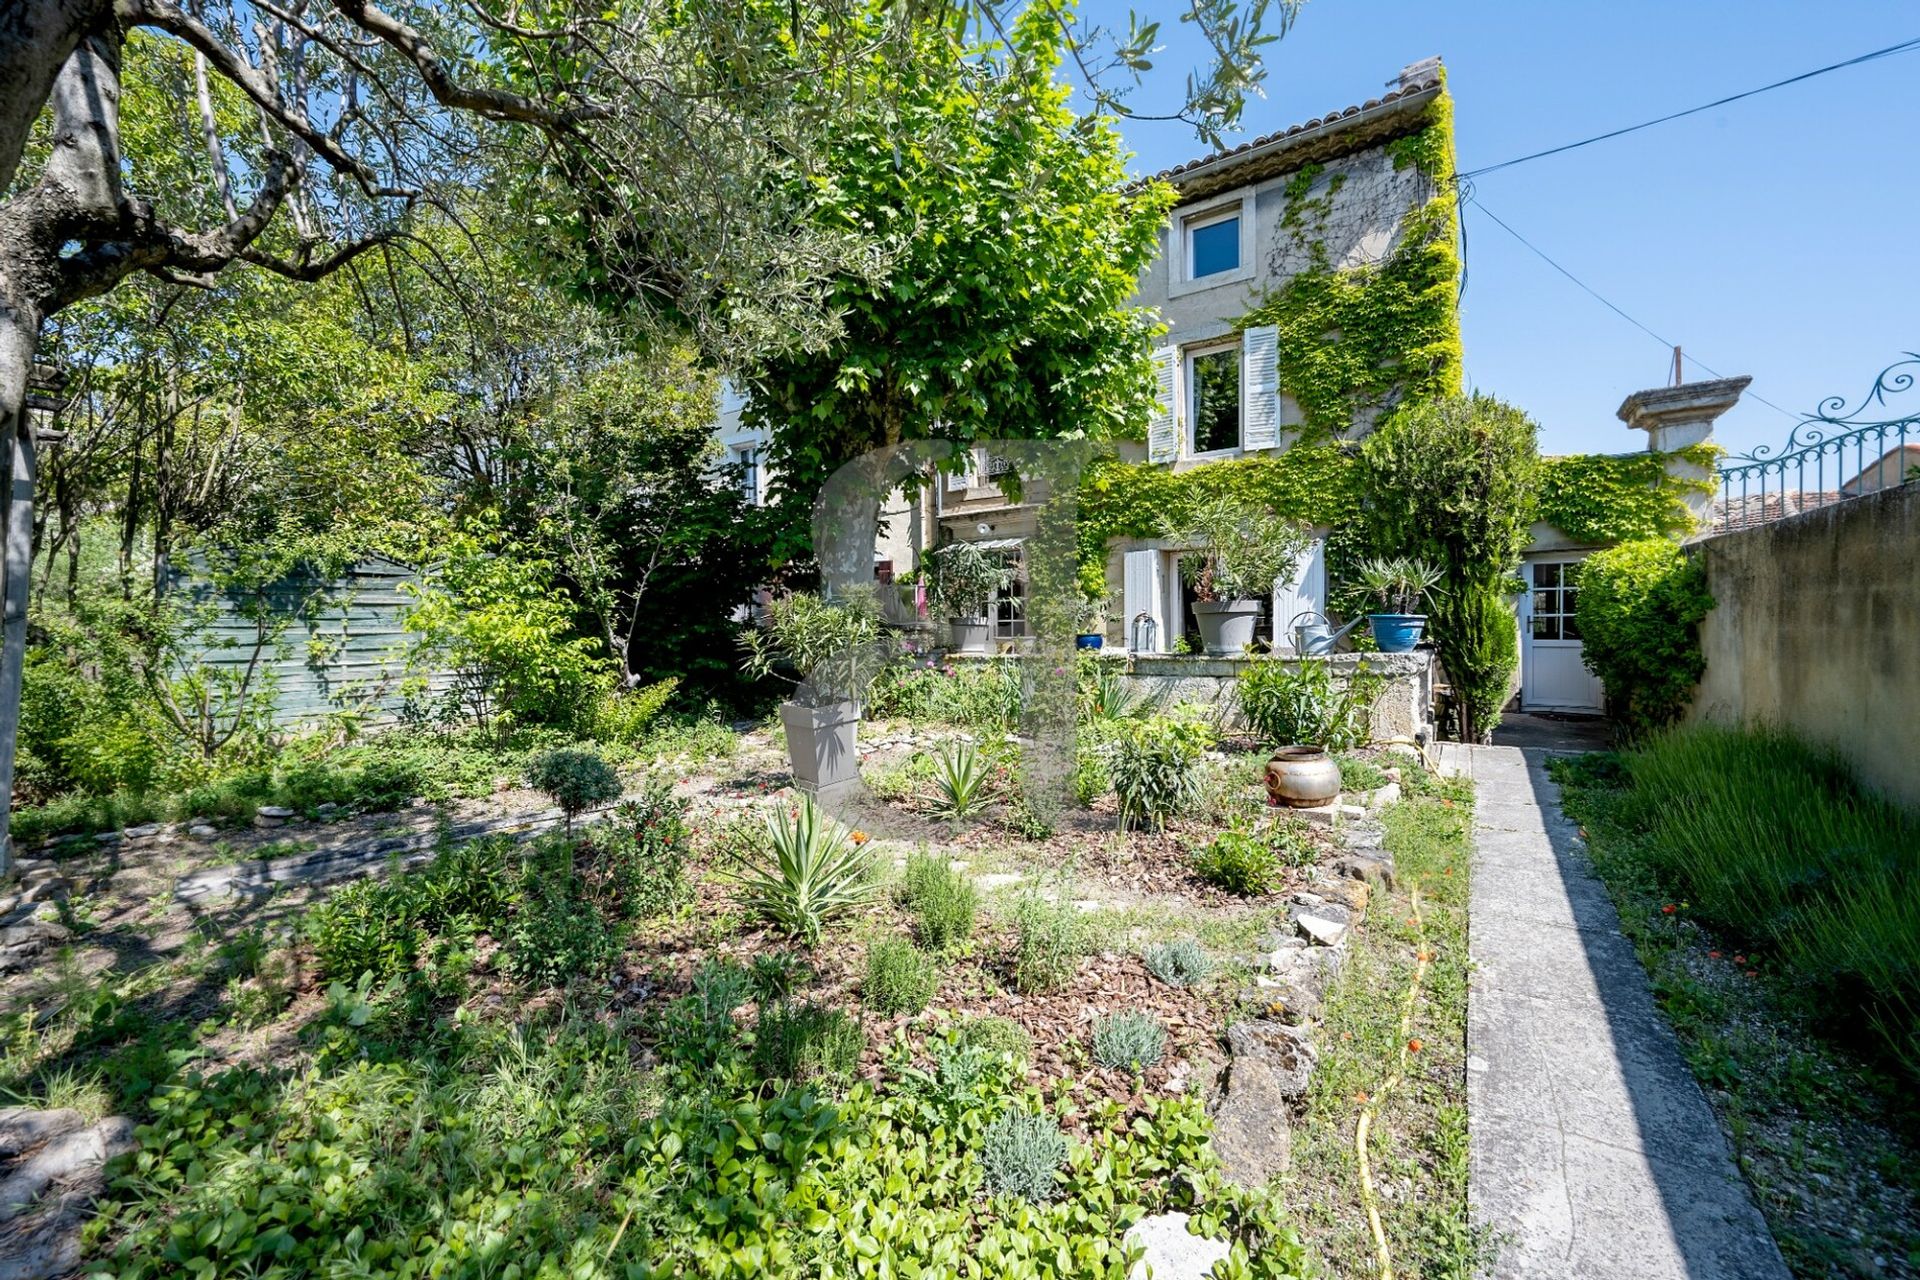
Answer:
[1671,345,1684,387]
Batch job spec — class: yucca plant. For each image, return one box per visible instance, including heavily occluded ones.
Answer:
[726,796,874,945]
[929,742,995,820]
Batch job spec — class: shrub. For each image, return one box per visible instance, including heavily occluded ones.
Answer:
[307,878,427,983]
[727,796,874,945]
[501,874,624,988]
[1360,394,1540,742]
[752,1001,863,1084]
[660,959,752,1063]
[1161,493,1311,605]
[594,780,691,918]
[591,677,679,745]
[1010,892,1085,994]
[526,747,622,831]
[953,1014,1032,1062]
[1143,939,1213,987]
[1191,816,1312,894]
[864,938,938,1015]
[901,851,977,950]
[738,590,886,706]
[1335,753,1390,792]
[1091,1011,1166,1072]
[1108,716,1212,829]
[1236,658,1383,751]
[1574,538,1713,733]
[746,952,808,1004]
[866,658,1023,730]
[929,741,995,819]
[980,1109,1069,1202]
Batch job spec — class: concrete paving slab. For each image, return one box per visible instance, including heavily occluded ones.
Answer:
[1466,744,1787,1280]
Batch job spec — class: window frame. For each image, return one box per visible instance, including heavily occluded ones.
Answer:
[1184,340,1244,460]
[733,444,760,505]
[1168,190,1254,297]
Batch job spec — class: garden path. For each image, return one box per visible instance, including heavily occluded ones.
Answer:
[1457,744,1789,1280]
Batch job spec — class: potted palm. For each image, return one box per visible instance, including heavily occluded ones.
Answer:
[928,541,1012,654]
[1074,593,1111,650]
[1357,555,1443,653]
[1164,496,1311,657]
[740,590,886,795]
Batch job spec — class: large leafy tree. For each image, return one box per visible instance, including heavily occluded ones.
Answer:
[745,6,1177,563]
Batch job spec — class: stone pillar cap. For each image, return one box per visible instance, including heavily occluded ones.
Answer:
[1616,376,1752,431]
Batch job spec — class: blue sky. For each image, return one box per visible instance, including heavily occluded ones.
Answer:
[1107,1,1920,457]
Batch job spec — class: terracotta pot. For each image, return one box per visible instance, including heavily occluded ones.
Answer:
[1265,744,1341,808]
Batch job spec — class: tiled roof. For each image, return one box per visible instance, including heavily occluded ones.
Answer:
[1145,73,1445,201]
[1710,490,1845,532]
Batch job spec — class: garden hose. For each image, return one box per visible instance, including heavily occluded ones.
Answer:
[1371,735,1441,776]
[1354,884,1431,1280]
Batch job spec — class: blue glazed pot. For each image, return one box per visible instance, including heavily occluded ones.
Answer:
[1368,614,1427,653]
[1074,633,1105,651]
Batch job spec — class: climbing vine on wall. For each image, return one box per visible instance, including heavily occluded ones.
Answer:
[1537,445,1721,544]
[1237,91,1464,441]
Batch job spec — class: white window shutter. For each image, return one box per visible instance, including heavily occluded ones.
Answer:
[1271,538,1327,653]
[1242,324,1279,451]
[1147,346,1178,464]
[1123,549,1166,653]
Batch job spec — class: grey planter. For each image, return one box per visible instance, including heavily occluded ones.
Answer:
[780,699,861,796]
[947,616,991,654]
[1192,598,1262,657]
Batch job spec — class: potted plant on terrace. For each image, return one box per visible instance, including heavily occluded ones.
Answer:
[1357,555,1443,653]
[740,589,886,795]
[1163,496,1311,657]
[928,541,1013,655]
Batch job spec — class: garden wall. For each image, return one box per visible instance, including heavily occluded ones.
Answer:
[949,651,1437,743]
[1686,480,1920,806]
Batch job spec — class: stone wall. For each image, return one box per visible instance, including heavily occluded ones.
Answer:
[1686,480,1920,807]
[949,651,1437,744]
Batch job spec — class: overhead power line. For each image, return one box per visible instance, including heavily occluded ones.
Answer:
[1464,196,1797,421]
[1456,34,1920,181]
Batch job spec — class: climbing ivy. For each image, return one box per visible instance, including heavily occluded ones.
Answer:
[1537,444,1721,544]
[1237,90,1464,441]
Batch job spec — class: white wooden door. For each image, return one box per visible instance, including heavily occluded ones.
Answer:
[1521,558,1605,712]
[1122,549,1167,653]
[1272,538,1327,654]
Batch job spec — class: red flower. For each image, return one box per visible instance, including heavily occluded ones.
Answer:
[1733,954,1746,965]
[1746,970,1759,979]
[1661,904,1677,915]
[1708,950,1722,959]
[1407,1038,1423,1053]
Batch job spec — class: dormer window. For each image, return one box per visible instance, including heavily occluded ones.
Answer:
[1187,209,1241,278]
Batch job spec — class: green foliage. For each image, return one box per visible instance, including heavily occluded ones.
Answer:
[930,741,997,820]
[953,1015,1033,1063]
[1091,1011,1167,1072]
[1163,493,1312,603]
[902,851,978,951]
[979,1109,1070,1203]
[1190,816,1308,895]
[864,938,939,1015]
[501,858,626,988]
[726,796,875,945]
[1361,395,1541,740]
[1574,539,1713,732]
[306,837,517,983]
[1334,754,1391,792]
[1144,939,1214,988]
[525,747,622,825]
[591,677,679,745]
[1236,658,1385,751]
[751,1001,863,1085]
[1108,716,1214,829]
[1355,555,1443,616]
[1239,96,1462,441]
[1010,892,1087,995]
[927,541,1015,619]
[1538,447,1721,544]
[739,591,886,706]
[592,781,693,919]
[404,533,612,735]
[746,7,1175,564]
[868,654,1025,729]
[1560,727,1920,1078]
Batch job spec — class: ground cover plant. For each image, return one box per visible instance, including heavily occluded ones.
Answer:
[1554,734,1920,1275]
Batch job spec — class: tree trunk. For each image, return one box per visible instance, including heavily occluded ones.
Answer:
[0,297,42,880]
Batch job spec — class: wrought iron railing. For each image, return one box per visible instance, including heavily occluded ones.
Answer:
[1713,355,1920,533]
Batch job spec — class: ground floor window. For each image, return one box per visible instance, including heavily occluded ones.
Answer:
[992,550,1027,639]
[1529,561,1581,640]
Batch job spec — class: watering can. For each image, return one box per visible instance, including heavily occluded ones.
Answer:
[1289,610,1362,657]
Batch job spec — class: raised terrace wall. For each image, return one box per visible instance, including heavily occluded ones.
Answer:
[1686,480,1920,807]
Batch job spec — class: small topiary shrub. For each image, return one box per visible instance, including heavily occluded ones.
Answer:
[864,937,938,1014]
[980,1109,1069,1202]
[526,747,621,831]
[901,851,978,951]
[1108,716,1212,829]
[1091,1011,1167,1072]
[1010,892,1086,994]
[1143,939,1213,987]
[953,1014,1032,1062]
[1574,537,1714,734]
[752,1001,863,1084]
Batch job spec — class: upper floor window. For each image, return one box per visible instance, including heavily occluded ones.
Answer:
[734,445,760,504]
[1187,343,1242,456]
[1187,208,1241,279]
